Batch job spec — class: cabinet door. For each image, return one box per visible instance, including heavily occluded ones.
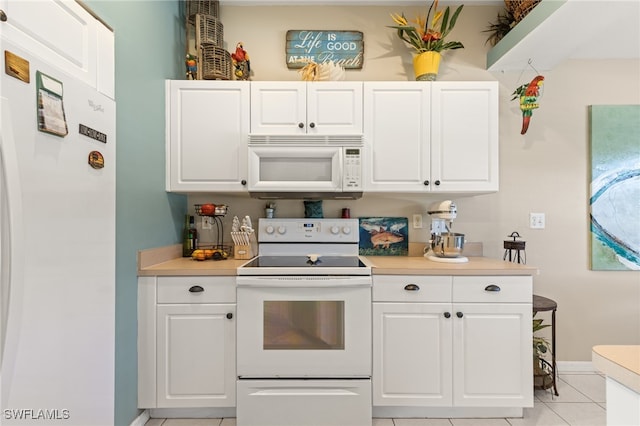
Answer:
[373,302,452,406]
[452,303,533,407]
[363,83,431,192]
[250,81,306,134]
[166,81,249,192]
[431,82,499,192]
[156,303,236,408]
[307,82,363,134]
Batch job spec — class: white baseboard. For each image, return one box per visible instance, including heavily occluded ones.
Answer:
[557,361,597,373]
[130,409,150,426]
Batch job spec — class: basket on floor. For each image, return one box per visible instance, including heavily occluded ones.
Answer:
[505,0,541,23]
[200,45,231,80]
[195,13,223,47]
[186,0,219,21]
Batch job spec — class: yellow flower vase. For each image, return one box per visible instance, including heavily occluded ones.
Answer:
[413,51,441,81]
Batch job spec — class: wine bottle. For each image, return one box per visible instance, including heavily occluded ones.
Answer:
[189,215,198,252]
[182,214,193,257]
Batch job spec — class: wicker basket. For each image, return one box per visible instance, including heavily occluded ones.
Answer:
[186,0,219,21]
[505,0,541,23]
[200,45,231,80]
[195,14,223,47]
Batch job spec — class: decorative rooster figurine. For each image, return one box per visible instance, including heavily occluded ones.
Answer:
[512,75,545,135]
[231,42,250,80]
[185,54,197,80]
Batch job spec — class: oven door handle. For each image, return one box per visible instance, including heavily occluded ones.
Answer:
[236,277,372,288]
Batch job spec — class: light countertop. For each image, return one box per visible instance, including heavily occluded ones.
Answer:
[592,345,640,393]
[138,245,537,277]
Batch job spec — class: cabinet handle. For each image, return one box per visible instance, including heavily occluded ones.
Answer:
[404,284,420,291]
[435,180,441,186]
[226,312,233,319]
[188,285,204,293]
[309,122,315,128]
[456,312,463,318]
[241,179,247,186]
[298,122,304,128]
[484,284,501,292]
[0,10,6,22]
[444,312,451,318]
[423,180,430,186]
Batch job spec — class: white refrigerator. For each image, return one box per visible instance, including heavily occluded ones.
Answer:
[0,3,116,424]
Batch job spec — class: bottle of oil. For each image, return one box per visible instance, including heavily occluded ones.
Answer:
[182,214,198,257]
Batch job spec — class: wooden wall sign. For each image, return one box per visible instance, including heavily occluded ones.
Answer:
[286,30,363,69]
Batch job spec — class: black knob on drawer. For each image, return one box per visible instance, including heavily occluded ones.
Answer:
[404,284,420,291]
[0,10,7,22]
[241,179,247,185]
[423,180,430,186]
[435,180,441,186]
[226,313,233,319]
[309,122,315,128]
[298,122,304,128]
[444,312,451,318]
[188,285,204,293]
[456,312,463,318]
[485,284,501,292]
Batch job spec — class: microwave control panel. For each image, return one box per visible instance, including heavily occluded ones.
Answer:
[343,147,362,190]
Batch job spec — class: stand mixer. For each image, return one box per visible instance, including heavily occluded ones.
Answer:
[424,200,468,263]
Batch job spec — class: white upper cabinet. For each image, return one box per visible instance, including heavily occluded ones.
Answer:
[363,81,498,193]
[250,81,363,134]
[166,80,250,192]
[0,0,114,95]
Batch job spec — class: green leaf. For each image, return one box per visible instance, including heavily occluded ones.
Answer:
[440,7,450,35]
[448,5,464,33]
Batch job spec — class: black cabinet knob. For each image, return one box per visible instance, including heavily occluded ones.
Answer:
[0,10,7,22]
[404,284,420,291]
[435,180,441,186]
[423,180,430,186]
[485,284,501,292]
[298,122,304,128]
[444,312,451,318]
[241,179,247,185]
[456,312,463,318]
[309,122,315,128]
[226,313,233,319]
[188,285,204,293]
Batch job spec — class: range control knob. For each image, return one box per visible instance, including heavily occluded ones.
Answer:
[265,225,275,234]
[277,226,287,235]
[330,225,340,235]
[342,226,352,234]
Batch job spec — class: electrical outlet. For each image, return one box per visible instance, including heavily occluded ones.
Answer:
[530,213,545,229]
[202,216,212,230]
[413,214,423,229]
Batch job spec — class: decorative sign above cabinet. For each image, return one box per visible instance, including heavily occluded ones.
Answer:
[286,30,364,69]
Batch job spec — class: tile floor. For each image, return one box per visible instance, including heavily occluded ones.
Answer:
[144,372,606,426]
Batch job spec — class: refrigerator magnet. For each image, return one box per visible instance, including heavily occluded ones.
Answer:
[4,50,30,83]
[36,71,69,137]
[88,151,104,169]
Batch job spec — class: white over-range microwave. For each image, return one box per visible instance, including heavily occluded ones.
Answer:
[247,134,363,199]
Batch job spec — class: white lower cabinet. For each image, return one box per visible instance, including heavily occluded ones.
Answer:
[373,275,533,410]
[138,276,236,409]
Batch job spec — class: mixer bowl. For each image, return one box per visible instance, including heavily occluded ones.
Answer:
[431,233,465,258]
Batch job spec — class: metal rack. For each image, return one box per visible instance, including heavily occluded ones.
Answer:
[194,204,230,258]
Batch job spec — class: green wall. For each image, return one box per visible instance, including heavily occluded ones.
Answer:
[83,2,186,425]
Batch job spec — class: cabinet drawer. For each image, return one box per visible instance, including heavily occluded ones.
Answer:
[373,275,452,302]
[157,276,236,304]
[452,276,532,303]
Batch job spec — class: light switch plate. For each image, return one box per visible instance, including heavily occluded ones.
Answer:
[413,214,423,229]
[530,213,545,229]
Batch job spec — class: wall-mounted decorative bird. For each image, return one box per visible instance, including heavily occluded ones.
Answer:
[231,42,250,80]
[511,75,545,135]
[185,54,197,80]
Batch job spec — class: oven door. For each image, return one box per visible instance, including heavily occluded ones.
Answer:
[237,276,371,378]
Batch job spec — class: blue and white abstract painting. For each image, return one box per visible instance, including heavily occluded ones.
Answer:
[589,105,640,270]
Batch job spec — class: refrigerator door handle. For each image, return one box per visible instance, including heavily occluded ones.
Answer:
[0,96,26,404]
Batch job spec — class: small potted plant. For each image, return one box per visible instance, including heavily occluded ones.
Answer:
[388,0,464,81]
[533,314,554,389]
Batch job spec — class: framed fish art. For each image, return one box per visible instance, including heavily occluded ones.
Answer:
[358,217,409,256]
